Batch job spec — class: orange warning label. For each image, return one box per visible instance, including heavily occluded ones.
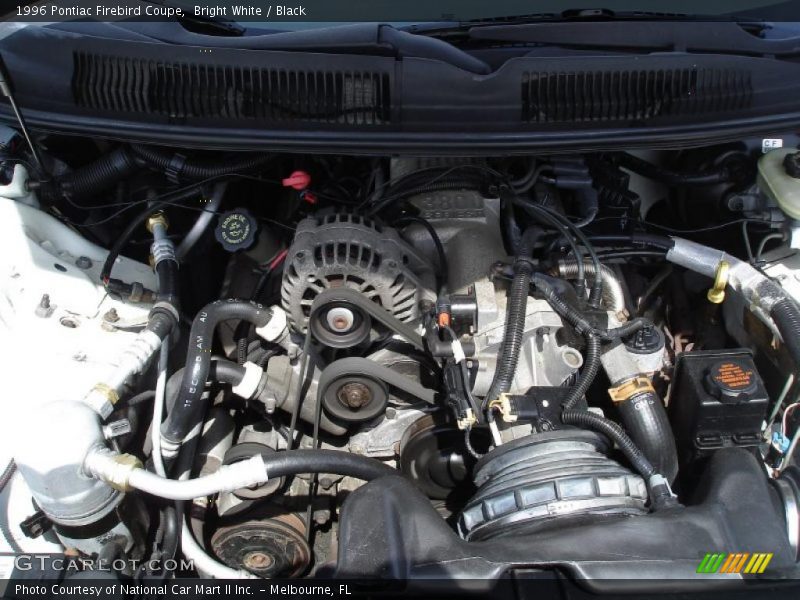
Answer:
[713,362,754,389]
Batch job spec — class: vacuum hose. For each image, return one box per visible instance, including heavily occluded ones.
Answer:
[561,409,655,479]
[483,229,540,405]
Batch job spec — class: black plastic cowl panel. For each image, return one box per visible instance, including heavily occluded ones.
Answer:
[3,24,800,153]
[72,52,393,126]
[521,67,752,124]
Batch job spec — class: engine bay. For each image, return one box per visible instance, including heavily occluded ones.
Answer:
[2,132,800,589]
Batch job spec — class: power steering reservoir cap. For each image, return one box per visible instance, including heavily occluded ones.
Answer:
[215,208,257,252]
[703,359,758,403]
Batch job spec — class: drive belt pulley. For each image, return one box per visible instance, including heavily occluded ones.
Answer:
[309,288,425,351]
[318,357,436,423]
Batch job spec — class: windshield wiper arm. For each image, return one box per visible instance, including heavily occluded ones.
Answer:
[405,9,778,49]
[462,19,800,57]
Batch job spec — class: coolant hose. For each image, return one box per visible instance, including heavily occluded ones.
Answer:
[161,301,274,452]
[258,449,398,481]
[130,145,272,181]
[771,298,800,368]
[616,390,679,483]
[208,359,246,387]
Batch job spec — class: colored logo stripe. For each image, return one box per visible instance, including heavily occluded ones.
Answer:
[697,553,773,574]
[697,553,726,573]
[744,553,773,574]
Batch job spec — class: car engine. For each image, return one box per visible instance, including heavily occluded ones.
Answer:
[1,135,800,589]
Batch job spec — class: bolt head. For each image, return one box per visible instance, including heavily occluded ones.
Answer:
[338,382,372,408]
[75,256,93,269]
[243,552,273,570]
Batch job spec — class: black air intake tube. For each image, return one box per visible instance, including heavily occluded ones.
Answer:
[161,300,274,450]
[616,390,678,483]
[37,146,141,203]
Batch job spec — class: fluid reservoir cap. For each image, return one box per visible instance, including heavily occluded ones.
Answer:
[703,360,758,403]
[784,152,800,179]
[215,208,257,252]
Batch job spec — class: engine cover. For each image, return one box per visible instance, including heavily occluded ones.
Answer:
[281,213,436,331]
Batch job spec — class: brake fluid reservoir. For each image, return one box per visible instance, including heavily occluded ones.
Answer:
[758,147,800,220]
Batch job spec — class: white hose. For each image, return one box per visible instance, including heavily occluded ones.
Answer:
[148,338,257,578]
[151,339,169,478]
[179,521,256,579]
[123,455,268,500]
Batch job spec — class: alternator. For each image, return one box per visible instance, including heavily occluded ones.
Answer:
[281,213,436,331]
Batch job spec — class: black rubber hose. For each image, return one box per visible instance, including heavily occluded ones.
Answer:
[615,152,730,186]
[772,298,800,368]
[262,449,397,482]
[38,147,141,203]
[513,197,591,301]
[145,310,178,341]
[153,505,179,580]
[587,233,674,251]
[100,185,203,285]
[561,409,656,480]
[561,334,601,411]
[533,274,650,341]
[483,229,539,406]
[154,260,179,308]
[207,359,246,387]
[130,145,272,181]
[161,301,274,448]
[616,391,679,483]
[123,390,156,408]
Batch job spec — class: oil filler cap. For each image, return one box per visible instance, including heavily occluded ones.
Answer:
[704,359,758,403]
[215,208,257,252]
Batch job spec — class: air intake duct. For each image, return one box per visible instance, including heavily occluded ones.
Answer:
[458,430,648,541]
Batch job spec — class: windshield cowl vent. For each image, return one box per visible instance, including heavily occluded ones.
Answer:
[521,68,752,124]
[72,52,392,126]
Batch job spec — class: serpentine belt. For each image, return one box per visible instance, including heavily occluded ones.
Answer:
[318,357,436,406]
[309,287,425,352]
